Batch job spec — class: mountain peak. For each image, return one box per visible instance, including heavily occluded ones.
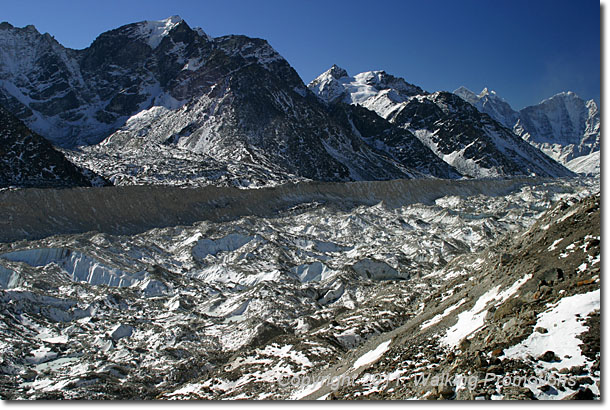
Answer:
[454,86,474,95]
[135,15,187,49]
[327,64,349,79]
[479,87,497,97]
[161,15,184,24]
[0,22,41,35]
[542,90,579,103]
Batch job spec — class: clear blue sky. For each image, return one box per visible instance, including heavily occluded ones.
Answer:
[2,0,600,109]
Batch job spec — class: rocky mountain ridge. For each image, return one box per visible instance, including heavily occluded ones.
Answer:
[0,105,104,188]
[2,18,576,187]
[309,66,573,179]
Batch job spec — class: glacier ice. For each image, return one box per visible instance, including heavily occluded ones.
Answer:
[0,248,143,287]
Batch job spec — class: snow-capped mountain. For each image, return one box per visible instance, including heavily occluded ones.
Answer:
[454,87,600,174]
[0,105,103,188]
[308,64,424,112]
[309,67,573,179]
[0,18,462,185]
[0,16,600,403]
[0,17,212,147]
[453,87,520,129]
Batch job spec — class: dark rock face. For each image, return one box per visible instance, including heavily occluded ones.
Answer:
[330,103,462,179]
[0,105,100,188]
[387,92,574,178]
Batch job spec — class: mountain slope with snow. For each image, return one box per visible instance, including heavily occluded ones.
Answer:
[0,17,215,147]
[454,87,600,174]
[453,87,520,129]
[1,19,462,185]
[309,67,573,179]
[314,190,600,401]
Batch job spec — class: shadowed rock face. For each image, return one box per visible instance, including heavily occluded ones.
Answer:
[0,105,98,188]
[391,92,574,178]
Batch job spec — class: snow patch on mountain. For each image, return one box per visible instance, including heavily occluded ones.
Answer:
[566,151,599,176]
[352,339,392,369]
[133,16,185,49]
[308,65,423,106]
[503,289,600,370]
[441,274,532,347]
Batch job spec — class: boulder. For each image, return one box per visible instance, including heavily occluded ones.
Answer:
[538,351,559,362]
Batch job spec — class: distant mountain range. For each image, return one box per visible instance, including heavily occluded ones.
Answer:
[308,66,573,178]
[0,16,587,188]
[454,87,599,175]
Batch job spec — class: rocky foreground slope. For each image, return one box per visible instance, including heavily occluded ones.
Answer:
[0,177,599,400]
[322,188,601,400]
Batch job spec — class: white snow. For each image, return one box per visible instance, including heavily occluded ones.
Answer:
[352,340,392,369]
[136,16,184,49]
[547,238,564,251]
[0,248,144,287]
[0,265,19,289]
[308,67,419,108]
[290,379,327,400]
[420,298,467,330]
[442,274,532,347]
[192,264,282,286]
[503,289,600,369]
[504,289,600,369]
[290,261,334,282]
[26,346,58,364]
[566,151,600,175]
